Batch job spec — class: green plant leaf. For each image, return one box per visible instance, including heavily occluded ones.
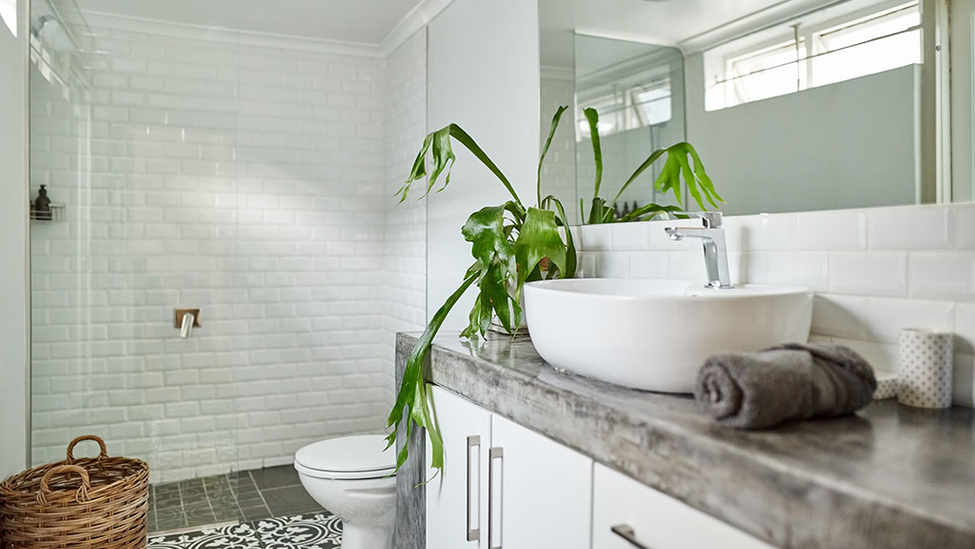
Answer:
[609,148,667,206]
[619,203,686,222]
[583,108,603,200]
[537,105,569,205]
[460,204,521,338]
[541,195,577,278]
[462,205,518,281]
[515,207,567,284]
[385,271,478,474]
[396,124,523,208]
[654,142,724,211]
[587,197,608,225]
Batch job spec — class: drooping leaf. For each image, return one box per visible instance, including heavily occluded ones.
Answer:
[515,207,567,285]
[396,124,523,208]
[386,271,478,474]
[537,105,569,205]
[654,142,724,211]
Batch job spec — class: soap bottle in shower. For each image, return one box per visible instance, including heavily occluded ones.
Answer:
[33,185,52,221]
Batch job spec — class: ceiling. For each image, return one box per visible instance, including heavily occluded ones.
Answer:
[540,0,839,68]
[71,0,427,45]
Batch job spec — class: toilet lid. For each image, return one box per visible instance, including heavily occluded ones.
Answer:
[295,434,396,475]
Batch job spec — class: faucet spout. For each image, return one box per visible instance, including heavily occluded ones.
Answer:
[664,213,733,289]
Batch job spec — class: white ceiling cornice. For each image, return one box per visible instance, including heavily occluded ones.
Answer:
[380,0,453,56]
[80,0,455,59]
[82,10,386,57]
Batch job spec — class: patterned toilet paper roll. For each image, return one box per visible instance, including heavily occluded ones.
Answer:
[873,371,898,400]
[897,328,953,409]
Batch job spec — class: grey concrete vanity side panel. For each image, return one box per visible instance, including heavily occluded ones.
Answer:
[394,343,425,549]
[395,332,975,549]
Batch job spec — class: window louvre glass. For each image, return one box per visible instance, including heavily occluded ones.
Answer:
[705,1,920,112]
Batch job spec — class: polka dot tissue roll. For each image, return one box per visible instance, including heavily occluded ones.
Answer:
[897,328,954,409]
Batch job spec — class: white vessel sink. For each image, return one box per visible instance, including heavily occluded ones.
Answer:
[523,279,813,393]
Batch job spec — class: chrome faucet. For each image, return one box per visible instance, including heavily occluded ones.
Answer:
[664,212,733,289]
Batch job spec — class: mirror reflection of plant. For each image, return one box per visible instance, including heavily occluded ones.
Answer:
[580,107,723,224]
[386,105,723,477]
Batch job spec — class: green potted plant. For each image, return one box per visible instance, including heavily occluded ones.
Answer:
[386,106,723,475]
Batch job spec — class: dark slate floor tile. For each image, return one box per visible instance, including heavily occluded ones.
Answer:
[260,485,324,517]
[240,505,273,522]
[249,465,300,490]
[153,509,188,532]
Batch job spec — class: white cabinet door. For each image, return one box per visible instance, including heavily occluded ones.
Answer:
[490,415,592,549]
[592,463,777,549]
[426,385,493,549]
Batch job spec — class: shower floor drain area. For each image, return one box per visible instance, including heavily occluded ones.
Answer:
[148,513,342,549]
[149,465,326,534]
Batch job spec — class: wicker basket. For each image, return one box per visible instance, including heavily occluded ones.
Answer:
[0,435,149,549]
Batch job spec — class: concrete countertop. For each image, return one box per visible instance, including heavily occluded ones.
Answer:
[393,331,975,549]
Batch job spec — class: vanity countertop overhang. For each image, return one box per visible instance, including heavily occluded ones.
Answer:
[395,331,975,549]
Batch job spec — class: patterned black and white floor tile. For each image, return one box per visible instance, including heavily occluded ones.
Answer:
[147,522,262,549]
[148,514,342,549]
[253,514,343,548]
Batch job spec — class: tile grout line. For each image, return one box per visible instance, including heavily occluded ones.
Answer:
[222,474,246,521]
[200,476,218,524]
[248,470,274,517]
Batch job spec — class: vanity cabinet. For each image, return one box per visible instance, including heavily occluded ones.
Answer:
[425,385,775,549]
[592,463,776,549]
[425,385,592,549]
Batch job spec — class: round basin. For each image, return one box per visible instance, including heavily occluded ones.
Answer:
[523,278,813,393]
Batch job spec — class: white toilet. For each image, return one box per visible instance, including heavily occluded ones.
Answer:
[294,434,397,549]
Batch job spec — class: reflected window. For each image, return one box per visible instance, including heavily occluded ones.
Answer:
[577,78,672,139]
[706,1,920,111]
[1,0,16,37]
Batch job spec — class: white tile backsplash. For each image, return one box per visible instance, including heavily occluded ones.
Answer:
[828,252,906,296]
[867,205,951,249]
[765,252,829,291]
[795,210,867,250]
[907,252,975,300]
[577,202,975,406]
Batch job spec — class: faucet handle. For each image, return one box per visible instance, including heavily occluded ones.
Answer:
[682,211,722,228]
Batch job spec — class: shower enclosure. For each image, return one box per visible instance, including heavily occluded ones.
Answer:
[27,0,427,534]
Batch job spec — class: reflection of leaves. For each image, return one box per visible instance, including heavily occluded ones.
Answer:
[580,109,722,224]
[655,142,724,209]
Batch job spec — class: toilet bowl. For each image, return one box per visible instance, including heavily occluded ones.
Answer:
[294,434,397,549]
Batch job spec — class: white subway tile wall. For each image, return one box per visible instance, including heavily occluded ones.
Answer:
[576,203,975,407]
[382,31,428,395]
[30,23,427,482]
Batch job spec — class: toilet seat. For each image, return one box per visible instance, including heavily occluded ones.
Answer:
[295,434,397,480]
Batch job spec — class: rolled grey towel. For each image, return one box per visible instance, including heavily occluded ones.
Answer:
[694,343,878,429]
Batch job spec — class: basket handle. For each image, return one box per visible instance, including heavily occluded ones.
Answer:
[37,465,90,506]
[65,435,108,463]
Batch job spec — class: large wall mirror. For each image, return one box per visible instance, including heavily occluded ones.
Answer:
[539,0,958,223]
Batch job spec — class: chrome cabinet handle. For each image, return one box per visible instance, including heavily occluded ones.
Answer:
[611,524,654,549]
[466,435,480,541]
[488,447,504,549]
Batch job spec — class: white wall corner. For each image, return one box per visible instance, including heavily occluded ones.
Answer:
[380,0,454,57]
